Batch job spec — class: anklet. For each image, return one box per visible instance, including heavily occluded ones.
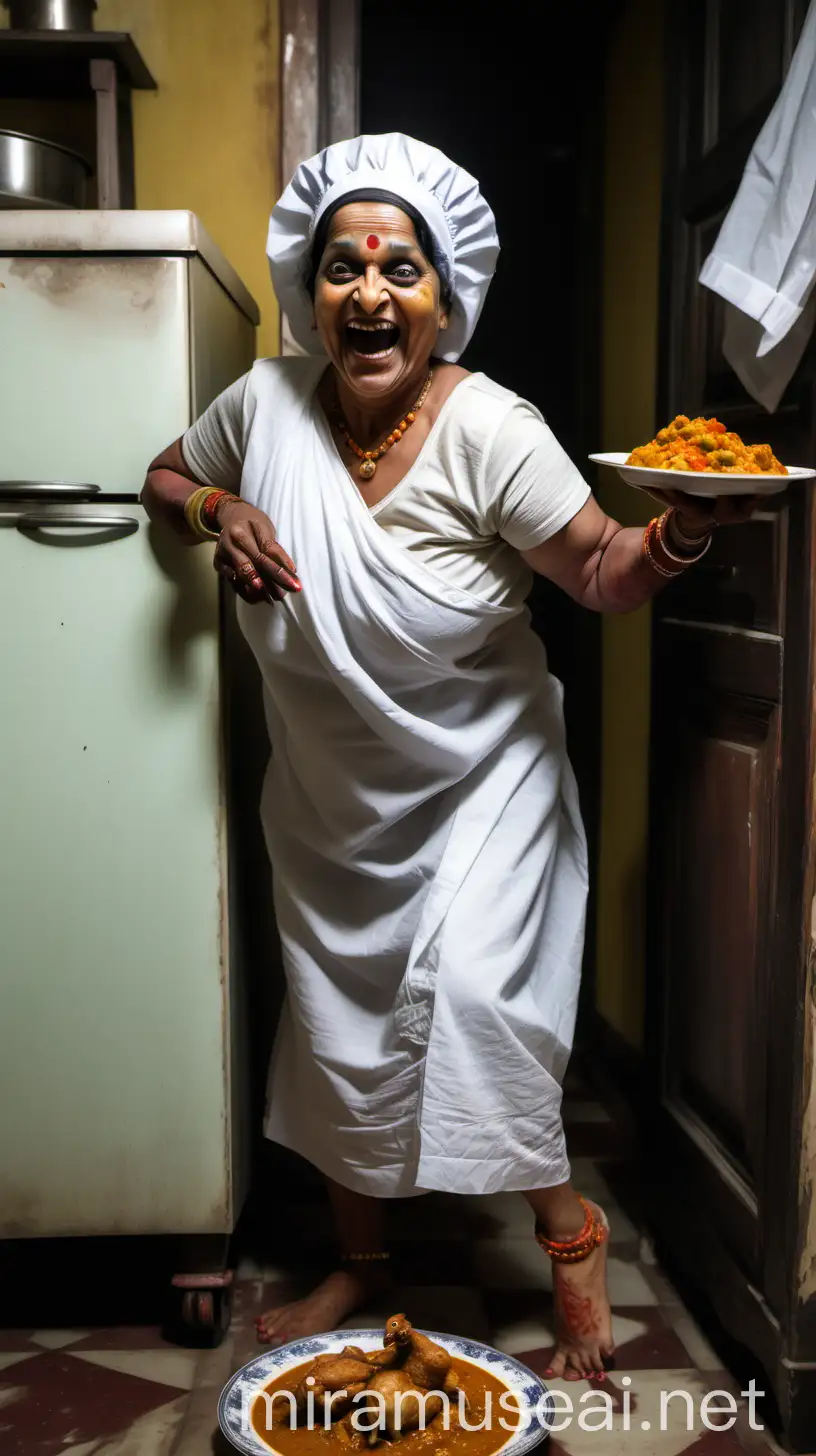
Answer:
[535,1196,608,1264]
[342,1251,391,1263]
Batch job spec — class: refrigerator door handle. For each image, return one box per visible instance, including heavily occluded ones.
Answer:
[0,482,101,499]
[17,513,140,536]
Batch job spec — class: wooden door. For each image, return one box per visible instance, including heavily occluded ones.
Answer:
[647,0,816,1445]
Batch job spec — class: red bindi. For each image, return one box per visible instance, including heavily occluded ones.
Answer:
[366,234,380,251]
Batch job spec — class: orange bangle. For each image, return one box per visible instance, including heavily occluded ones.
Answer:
[643,517,683,578]
[535,1196,608,1264]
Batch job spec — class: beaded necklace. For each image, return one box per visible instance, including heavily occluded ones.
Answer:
[333,370,434,481]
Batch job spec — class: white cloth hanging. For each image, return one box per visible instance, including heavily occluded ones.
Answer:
[699,0,816,410]
[184,357,589,1198]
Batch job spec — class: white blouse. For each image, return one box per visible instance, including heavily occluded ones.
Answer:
[181,361,590,610]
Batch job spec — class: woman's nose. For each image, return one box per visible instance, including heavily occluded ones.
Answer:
[356,264,386,313]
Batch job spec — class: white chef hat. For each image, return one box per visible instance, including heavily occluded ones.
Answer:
[267,132,500,362]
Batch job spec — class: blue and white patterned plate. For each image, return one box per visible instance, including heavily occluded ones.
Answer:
[218,1327,554,1455]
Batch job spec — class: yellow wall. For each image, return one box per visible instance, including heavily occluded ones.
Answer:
[96,0,280,357]
[595,0,665,1048]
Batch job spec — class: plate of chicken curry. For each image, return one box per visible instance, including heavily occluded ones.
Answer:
[590,415,815,496]
[218,1314,554,1456]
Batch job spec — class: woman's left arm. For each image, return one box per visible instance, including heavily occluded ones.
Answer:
[520,490,755,614]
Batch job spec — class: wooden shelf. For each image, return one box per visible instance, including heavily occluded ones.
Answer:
[0,31,156,96]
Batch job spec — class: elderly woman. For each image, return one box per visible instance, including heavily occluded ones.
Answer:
[142,134,754,1380]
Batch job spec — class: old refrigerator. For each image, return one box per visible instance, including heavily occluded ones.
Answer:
[0,213,263,1322]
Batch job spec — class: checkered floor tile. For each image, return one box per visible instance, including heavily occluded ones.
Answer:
[0,1072,780,1456]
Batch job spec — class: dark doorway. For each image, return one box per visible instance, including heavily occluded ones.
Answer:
[360,0,616,1007]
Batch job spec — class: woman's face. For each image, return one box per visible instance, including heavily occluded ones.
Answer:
[313,201,448,404]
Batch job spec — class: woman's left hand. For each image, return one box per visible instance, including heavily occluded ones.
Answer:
[646,487,759,533]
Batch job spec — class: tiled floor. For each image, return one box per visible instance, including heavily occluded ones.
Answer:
[0,1077,787,1456]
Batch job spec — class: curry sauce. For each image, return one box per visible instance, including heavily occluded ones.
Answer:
[252,1356,521,1456]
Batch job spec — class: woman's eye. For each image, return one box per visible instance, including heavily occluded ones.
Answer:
[390,264,419,283]
[326,261,356,281]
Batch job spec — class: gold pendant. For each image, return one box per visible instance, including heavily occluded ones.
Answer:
[359,459,377,481]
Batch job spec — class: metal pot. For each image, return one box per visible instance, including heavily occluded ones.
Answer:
[5,0,96,29]
[0,130,91,209]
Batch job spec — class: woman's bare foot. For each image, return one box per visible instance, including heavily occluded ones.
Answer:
[255,1264,392,1346]
[546,1202,614,1381]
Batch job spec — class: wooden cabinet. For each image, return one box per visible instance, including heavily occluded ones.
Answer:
[647,1,816,1447]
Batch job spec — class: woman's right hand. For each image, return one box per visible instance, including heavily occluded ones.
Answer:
[213,499,301,605]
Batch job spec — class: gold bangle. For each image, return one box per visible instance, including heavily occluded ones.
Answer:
[183,486,221,541]
[183,487,206,537]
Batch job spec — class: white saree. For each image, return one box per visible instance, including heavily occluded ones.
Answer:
[191,358,589,1199]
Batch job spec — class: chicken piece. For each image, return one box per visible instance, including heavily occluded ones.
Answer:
[381,1314,464,1402]
[364,1345,405,1371]
[292,1348,384,1421]
[335,1413,368,1449]
[291,1340,404,1423]
[357,1370,445,1446]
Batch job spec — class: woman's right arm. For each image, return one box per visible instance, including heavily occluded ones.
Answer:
[141,437,206,541]
[141,438,301,602]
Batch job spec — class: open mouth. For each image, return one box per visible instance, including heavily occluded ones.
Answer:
[344,320,400,358]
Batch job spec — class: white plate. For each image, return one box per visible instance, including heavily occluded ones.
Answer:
[589,451,815,497]
[218,1327,554,1456]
